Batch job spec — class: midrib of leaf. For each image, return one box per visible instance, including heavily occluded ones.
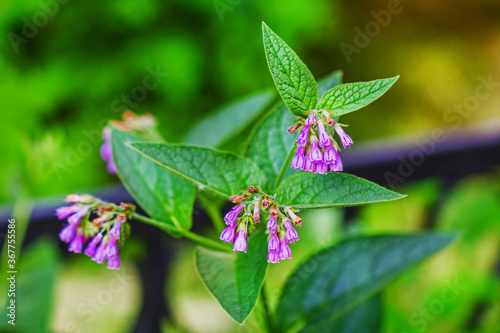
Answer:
[116,140,184,230]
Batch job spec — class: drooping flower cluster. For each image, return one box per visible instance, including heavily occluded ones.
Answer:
[100,111,157,175]
[220,186,302,264]
[56,194,135,270]
[288,110,353,174]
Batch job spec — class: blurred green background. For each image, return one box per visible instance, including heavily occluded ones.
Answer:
[1,0,499,332]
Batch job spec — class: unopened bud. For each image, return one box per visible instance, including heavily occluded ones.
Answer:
[247,186,259,194]
[322,110,335,127]
[270,205,279,219]
[286,208,302,226]
[287,122,302,133]
[230,194,248,204]
[261,197,271,210]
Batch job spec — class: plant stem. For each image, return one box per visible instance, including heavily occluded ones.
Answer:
[204,203,225,233]
[260,284,275,333]
[132,213,231,253]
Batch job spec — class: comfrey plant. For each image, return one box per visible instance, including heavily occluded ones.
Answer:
[55,23,456,331]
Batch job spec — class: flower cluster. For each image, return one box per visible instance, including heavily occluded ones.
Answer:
[100,111,157,175]
[56,194,135,270]
[288,110,353,174]
[220,186,302,264]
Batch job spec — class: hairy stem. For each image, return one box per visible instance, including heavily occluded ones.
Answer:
[132,213,230,253]
[260,284,275,333]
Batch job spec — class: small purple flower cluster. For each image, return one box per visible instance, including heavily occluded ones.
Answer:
[56,194,134,270]
[100,111,157,175]
[290,110,353,174]
[219,187,302,263]
[100,127,117,175]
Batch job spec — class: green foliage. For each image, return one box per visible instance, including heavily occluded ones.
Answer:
[129,143,267,198]
[111,127,195,231]
[306,294,383,333]
[318,77,399,117]
[262,23,318,117]
[276,172,405,208]
[195,231,268,324]
[275,233,456,332]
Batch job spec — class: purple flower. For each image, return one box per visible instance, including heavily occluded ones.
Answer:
[323,144,336,164]
[224,204,244,225]
[56,205,79,220]
[105,237,118,258]
[315,162,328,175]
[100,141,112,162]
[253,202,261,223]
[108,221,122,239]
[317,121,330,147]
[279,241,292,260]
[267,250,280,264]
[106,161,117,175]
[59,223,78,243]
[67,206,90,225]
[268,233,280,252]
[85,233,103,257]
[291,146,306,170]
[107,254,121,270]
[304,153,316,172]
[335,125,353,149]
[68,230,86,253]
[267,216,277,233]
[296,125,310,148]
[305,111,316,126]
[220,223,237,243]
[233,229,247,252]
[284,220,299,243]
[309,138,323,162]
[92,240,107,264]
[329,150,343,172]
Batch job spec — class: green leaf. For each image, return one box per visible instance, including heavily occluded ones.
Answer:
[111,127,196,231]
[244,71,344,192]
[195,231,268,323]
[183,89,275,148]
[276,172,405,209]
[275,233,457,331]
[0,239,59,333]
[318,76,399,117]
[129,143,267,198]
[262,22,318,117]
[244,102,296,193]
[301,294,382,333]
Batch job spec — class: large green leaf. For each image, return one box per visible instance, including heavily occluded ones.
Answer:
[129,143,267,198]
[262,22,318,117]
[301,294,383,333]
[195,231,268,323]
[276,172,405,209]
[111,127,195,231]
[276,233,456,332]
[244,71,344,192]
[0,239,59,333]
[183,89,275,148]
[244,102,296,193]
[317,76,399,117]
